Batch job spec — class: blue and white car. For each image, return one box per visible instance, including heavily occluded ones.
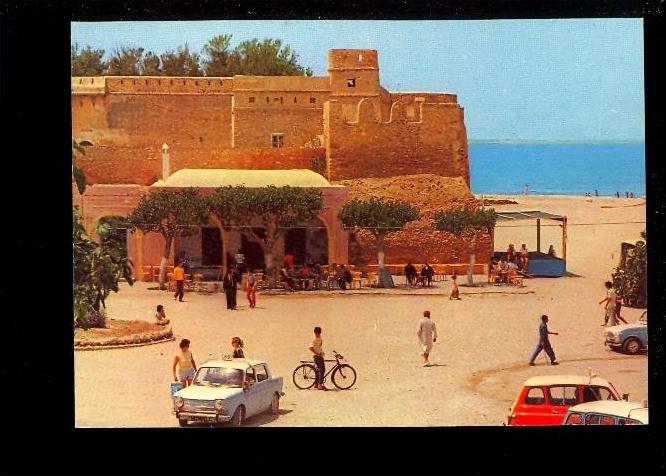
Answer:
[605,311,648,355]
[173,357,284,427]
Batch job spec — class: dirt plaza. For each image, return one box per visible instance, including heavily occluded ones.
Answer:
[74,195,647,427]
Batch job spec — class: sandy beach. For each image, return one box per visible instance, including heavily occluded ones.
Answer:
[74,194,647,427]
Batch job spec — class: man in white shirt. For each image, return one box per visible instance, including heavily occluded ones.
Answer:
[417,310,438,367]
[308,326,326,390]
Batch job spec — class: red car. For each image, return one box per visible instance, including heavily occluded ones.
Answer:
[506,375,625,426]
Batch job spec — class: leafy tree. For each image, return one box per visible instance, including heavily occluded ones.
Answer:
[338,198,419,288]
[612,231,647,308]
[106,47,145,75]
[202,34,313,77]
[127,189,210,289]
[201,34,235,76]
[433,207,497,286]
[73,208,134,329]
[72,139,87,194]
[161,44,202,76]
[141,51,162,75]
[71,43,106,76]
[235,38,313,76]
[208,186,323,285]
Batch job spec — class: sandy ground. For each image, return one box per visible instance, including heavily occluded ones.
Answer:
[74,194,647,427]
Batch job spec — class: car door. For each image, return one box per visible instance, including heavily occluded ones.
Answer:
[252,364,273,411]
[545,385,578,424]
[243,367,260,417]
[515,386,552,425]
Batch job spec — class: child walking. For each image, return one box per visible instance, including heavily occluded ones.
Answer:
[449,274,461,300]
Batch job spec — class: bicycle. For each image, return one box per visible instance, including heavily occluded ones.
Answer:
[292,350,357,390]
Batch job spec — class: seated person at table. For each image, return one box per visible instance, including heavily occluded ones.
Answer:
[506,260,519,271]
[420,263,435,287]
[280,266,296,291]
[404,262,417,286]
[312,263,323,289]
[299,264,312,289]
[337,265,350,290]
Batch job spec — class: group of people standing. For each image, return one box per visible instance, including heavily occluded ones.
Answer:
[600,281,627,326]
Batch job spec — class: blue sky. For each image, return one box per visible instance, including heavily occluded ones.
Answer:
[71,19,644,142]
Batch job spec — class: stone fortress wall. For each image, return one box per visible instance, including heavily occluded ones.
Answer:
[72,48,469,185]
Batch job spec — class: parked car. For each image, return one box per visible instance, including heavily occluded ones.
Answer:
[506,374,626,426]
[605,310,648,355]
[173,357,284,427]
[563,400,648,425]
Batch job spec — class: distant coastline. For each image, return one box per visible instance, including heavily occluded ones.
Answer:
[468,142,645,197]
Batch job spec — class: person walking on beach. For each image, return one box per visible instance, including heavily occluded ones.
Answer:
[231,336,245,358]
[528,315,558,366]
[308,327,326,390]
[173,262,185,302]
[417,310,438,366]
[222,267,238,310]
[519,244,529,272]
[600,281,620,326]
[245,270,257,308]
[449,275,461,300]
[172,338,197,387]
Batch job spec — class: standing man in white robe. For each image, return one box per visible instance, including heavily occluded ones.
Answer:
[417,310,438,367]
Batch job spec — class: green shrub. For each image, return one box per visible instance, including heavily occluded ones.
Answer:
[612,231,646,308]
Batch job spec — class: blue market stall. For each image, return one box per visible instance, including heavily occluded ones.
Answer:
[493,210,567,277]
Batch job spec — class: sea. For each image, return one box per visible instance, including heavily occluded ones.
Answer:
[468,142,646,197]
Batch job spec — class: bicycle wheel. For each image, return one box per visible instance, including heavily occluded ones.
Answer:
[292,364,317,389]
[331,364,357,390]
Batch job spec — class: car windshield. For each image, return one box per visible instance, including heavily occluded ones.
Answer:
[193,367,244,387]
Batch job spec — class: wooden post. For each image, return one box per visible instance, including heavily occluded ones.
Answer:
[562,217,568,261]
[536,218,541,253]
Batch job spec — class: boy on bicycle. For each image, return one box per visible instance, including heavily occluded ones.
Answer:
[309,326,326,390]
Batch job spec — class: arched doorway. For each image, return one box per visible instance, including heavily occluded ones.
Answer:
[284,217,329,265]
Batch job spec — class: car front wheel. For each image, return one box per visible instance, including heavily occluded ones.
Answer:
[178,418,188,427]
[270,393,280,414]
[622,337,642,355]
[229,406,245,427]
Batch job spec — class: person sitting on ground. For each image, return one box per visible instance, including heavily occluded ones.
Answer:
[155,304,170,326]
[449,274,461,300]
[404,262,417,286]
[547,245,557,257]
[231,336,245,358]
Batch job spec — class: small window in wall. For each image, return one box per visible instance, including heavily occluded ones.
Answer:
[274,97,280,102]
[271,133,284,148]
[249,96,255,103]
[309,97,316,104]
[280,97,283,104]
[294,97,297,103]
[358,53,364,62]
[347,78,356,87]
[266,97,270,103]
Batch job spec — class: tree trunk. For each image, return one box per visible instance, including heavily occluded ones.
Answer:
[467,232,476,287]
[159,234,173,290]
[376,233,394,288]
[264,222,279,288]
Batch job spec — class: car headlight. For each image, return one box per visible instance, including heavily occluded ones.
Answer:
[174,397,184,409]
[214,399,224,412]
